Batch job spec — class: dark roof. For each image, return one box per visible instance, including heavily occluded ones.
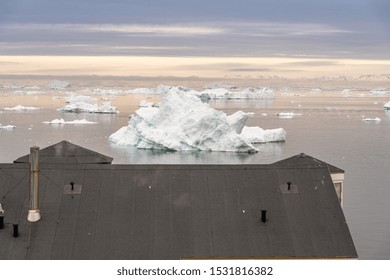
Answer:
[0,143,356,260]
[13,141,113,164]
[272,153,344,174]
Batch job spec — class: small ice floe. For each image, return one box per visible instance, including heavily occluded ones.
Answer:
[139,100,159,108]
[43,119,97,125]
[2,83,25,89]
[0,124,16,130]
[362,117,381,123]
[384,101,390,110]
[47,80,70,89]
[310,88,321,94]
[3,105,41,111]
[240,126,286,143]
[277,112,302,119]
[58,101,118,114]
[65,95,97,104]
[341,89,352,97]
[370,88,387,96]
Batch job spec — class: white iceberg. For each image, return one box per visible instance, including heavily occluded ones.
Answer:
[47,80,70,89]
[384,101,390,110]
[65,95,97,104]
[4,105,41,111]
[58,101,118,114]
[139,100,159,108]
[0,124,16,130]
[109,90,286,153]
[370,88,387,96]
[362,117,381,122]
[240,126,287,143]
[277,112,302,119]
[43,119,97,124]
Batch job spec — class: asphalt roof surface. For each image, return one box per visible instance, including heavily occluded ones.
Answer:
[0,142,357,259]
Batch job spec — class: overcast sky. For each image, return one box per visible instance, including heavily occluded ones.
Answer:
[1,0,390,59]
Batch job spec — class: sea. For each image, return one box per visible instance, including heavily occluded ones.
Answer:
[1,81,389,259]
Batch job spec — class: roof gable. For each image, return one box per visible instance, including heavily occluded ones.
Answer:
[272,153,344,174]
[13,141,113,164]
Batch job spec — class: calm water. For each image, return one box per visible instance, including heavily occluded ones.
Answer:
[1,90,389,259]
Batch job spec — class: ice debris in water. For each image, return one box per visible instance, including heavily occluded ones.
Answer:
[43,119,97,124]
[58,101,118,114]
[277,112,302,119]
[384,101,390,110]
[0,124,16,130]
[65,95,97,104]
[362,117,381,122]
[4,105,41,111]
[109,89,286,153]
[47,80,70,89]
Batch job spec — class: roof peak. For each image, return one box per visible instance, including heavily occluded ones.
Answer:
[272,153,344,173]
[13,140,113,164]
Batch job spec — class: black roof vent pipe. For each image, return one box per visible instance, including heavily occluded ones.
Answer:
[261,210,267,223]
[0,203,4,229]
[13,224,19,238]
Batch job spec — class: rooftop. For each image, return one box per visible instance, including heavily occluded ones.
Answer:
[0,142,357,259]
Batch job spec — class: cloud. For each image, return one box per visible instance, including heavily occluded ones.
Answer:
[3,23,225,36]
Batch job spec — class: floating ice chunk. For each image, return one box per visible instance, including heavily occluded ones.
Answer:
[109,90,285,153]
[47,80,70,89]
[310,88,321,94]
[0,124,16,130]
[277,112,302,118]
[240,126,286,143]
[370,88,387,96]
[4,105,41,111]
[43,118,97,124]
[362,117,381,122]
[341,89,352,97]
[2,83,25,89]
[139,100,159,108]
[58,101,118,114]
[130,87,156,95]
[65,95,97,104]
[384,101,390,110]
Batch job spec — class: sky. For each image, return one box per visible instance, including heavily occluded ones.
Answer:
[1,0,390,78]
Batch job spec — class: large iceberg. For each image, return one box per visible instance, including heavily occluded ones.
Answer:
[109,89,285,153]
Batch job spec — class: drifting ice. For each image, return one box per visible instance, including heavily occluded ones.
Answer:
[47,80,70,89]
[362,117,381,122]
[384,101,390,110]
[4,105,41,111]
[0,124,16,130]
[58,101,118,114]
[43,119,97,124]
[277,112,302,119]
[109,90,286,152]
